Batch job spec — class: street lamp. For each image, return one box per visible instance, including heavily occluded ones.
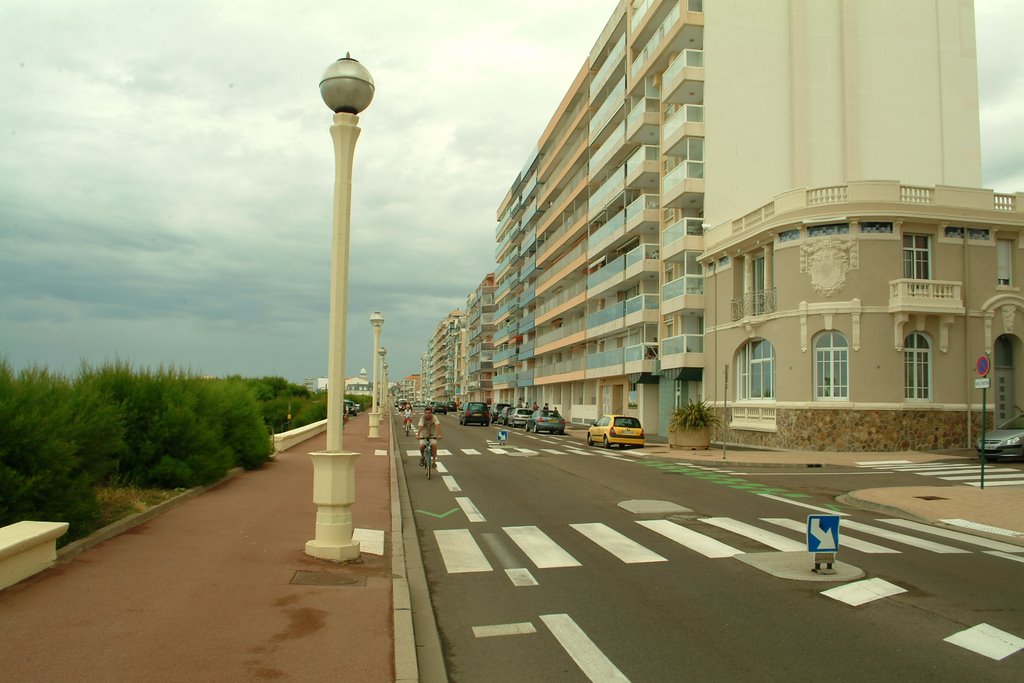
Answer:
[368,311,385,438]
[379,347,388,415]
[306,54,374,563]
[383,360,389,414]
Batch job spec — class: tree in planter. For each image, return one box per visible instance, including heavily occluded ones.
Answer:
[668,400,721,449]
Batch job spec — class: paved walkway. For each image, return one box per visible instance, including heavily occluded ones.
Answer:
[1,416,1021,682]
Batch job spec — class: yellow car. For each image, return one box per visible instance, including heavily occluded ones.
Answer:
[587,415,645,449]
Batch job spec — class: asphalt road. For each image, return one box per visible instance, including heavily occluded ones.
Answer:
[399,414,1024,682]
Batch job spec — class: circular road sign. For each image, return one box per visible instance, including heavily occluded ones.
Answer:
[977,355,991,377]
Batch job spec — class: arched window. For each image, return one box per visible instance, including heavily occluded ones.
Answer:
[903,333,931,400]
[814,331,848,400]
[738,339,775,400]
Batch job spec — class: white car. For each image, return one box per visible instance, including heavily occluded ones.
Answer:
[510,408,534,428]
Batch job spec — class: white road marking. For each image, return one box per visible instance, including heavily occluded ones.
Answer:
[374,449,387,456]
[602,454,633,461]
[854,460,913,465]
[540,614,630,682]
[941,518,1023,537]
[504,526,581,568]
[406,449,420,457]
[541,449,564,454]
[939,472,1023,480]
[570,523,667,564]
[966,479,1024,487]
[488,448,508,454]
[821,578,907,606]
[461,448,481,455]
[442,475,461,492]
[435,529,492,573]
[760,518,899,553]
[435,462,449,473]
[943,623,1024,661]
[637,519,742,558]
[456,496,486,523]
[436,449,452,456]
[352,528,384,555]
[917,467,1002,476]
[756,494,850,516]
[702,518,806,552]
[839,520,969,553]
[985,551,1024,563]
[473,622,537,638]
[505,568,539,586]
[878,519,1024,552]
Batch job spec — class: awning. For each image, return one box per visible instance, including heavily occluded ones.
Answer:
[626,372,660,386]
[661,367,703,382]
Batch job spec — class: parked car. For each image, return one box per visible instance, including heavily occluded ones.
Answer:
[446,400,458,413]
[977,414,1024,461]
[509,407,534,428]
[344,400,359,416]
[492,403,511,425]
[460,402,491,426]
[587,414,645,449]
[496,406,512,425]
[526,409,565,434]
[431,401,448,415]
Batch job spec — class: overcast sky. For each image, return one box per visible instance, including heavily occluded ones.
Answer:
[1,1,1022,385]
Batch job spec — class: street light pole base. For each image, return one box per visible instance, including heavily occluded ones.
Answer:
[305,539,361,563]
[306,450,361,561]
[368,410,380,438]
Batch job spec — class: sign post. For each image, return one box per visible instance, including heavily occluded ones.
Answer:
[497,429,509,446]
[976,354,990,490]
[807,514,840,574]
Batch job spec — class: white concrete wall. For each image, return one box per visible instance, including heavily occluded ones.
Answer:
[704,0,982,231]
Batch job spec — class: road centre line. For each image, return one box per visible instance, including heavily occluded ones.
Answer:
[540,614,630,682]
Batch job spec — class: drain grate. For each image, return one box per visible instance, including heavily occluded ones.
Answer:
[290,571,364,587]
[914,495,949,501]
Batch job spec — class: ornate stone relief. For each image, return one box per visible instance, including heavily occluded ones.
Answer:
[1002,304,1016,335]
[800,239,858,297]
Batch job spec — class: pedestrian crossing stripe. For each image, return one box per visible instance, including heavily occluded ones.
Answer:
[430,516,1023,576]
[854,461,1024,488]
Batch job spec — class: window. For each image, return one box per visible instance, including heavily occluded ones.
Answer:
[861,221,893,234]
[997,239,1013,286]
[814,331,849,400]
[778,228,801,243]
[738,339,775,400]
[903,333,931,400]
[903,234,930,279]
[807,223,849,237]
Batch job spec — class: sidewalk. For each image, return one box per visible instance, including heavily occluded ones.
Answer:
[0,412,398,682]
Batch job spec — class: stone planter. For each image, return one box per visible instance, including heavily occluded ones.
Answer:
[669,427,710,450]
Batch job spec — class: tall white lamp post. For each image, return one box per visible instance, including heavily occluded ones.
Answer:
[383,360,389,414]
[306,54,374,562]
[378,347,388,415]
[368,311,384,438]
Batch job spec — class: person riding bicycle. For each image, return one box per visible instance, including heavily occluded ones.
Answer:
[418,406,442,468]
[403,406,414,435]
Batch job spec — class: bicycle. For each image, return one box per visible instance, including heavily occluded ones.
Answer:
[404,417,413,437]
[421,437,438,479]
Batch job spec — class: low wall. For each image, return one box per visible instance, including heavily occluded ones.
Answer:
[0,521,69,591]
[724,408,985,452]
[273,420,328,454]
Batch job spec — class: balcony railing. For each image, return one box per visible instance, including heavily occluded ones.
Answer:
[663,273,704,299]
[888,279,964,314]
[662,333,704,355]
[731,288,777,320]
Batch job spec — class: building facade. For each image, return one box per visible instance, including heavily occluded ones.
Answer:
[465,273,497,404]
[479,0,1023,451]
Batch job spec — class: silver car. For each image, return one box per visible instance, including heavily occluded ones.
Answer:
[977,414,1024,462]
[510,408,534,428]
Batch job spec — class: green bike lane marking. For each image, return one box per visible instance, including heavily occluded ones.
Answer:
[415,507,460,519]
[640,459,812,498]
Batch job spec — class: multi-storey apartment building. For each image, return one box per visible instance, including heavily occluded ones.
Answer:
[487,0,1022,451]
[425,310,466,404]
[465,274,497,404]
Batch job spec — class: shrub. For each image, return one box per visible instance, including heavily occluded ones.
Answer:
[668,400,722,432]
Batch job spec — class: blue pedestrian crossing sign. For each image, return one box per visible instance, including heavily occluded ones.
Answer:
[497,429,509,444]
[806,514,840,552]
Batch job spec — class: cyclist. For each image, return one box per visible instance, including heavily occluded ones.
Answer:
[418,405,442,468]
[403,406,414,435]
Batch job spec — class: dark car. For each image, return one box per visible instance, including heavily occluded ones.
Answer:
[431,401,448,415]
[446,400,458,413]
[526,409,565,434]
[460,401,490,426]
[492,403,511,424]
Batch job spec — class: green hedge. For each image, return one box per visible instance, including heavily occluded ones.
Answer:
[0,360,274,542]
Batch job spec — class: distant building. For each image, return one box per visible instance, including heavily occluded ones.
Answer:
[304,369,373,396]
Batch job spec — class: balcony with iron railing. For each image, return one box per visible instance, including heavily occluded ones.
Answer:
[731,288,777,320]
